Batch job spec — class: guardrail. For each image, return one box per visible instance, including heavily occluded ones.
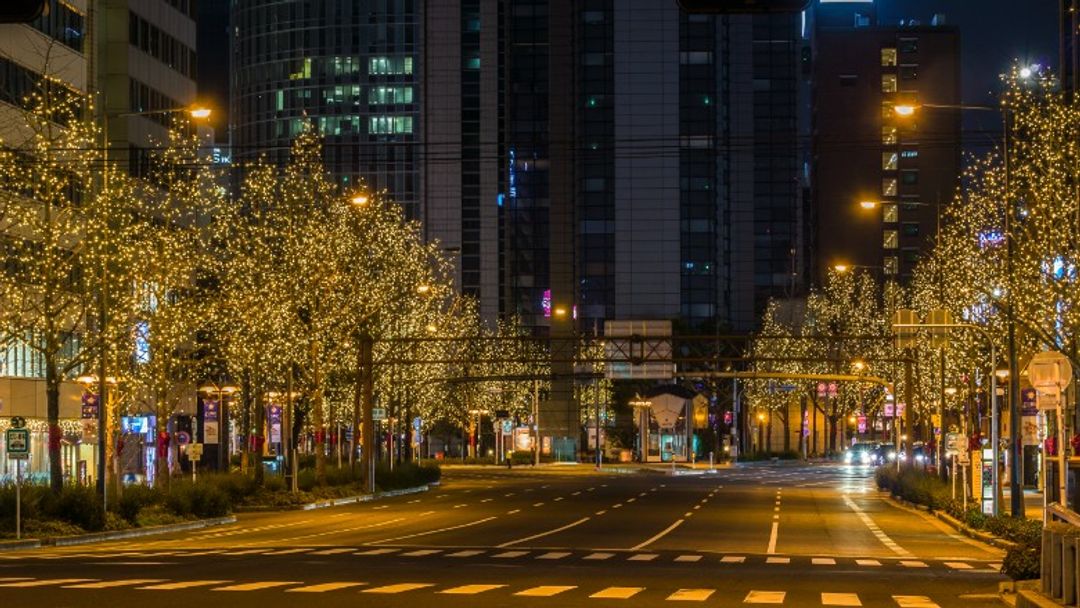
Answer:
[1044,503,1080,605]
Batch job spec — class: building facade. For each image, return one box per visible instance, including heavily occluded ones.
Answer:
[811,1,961,284]
[0,0,200,483]
[1063,0,1079,95]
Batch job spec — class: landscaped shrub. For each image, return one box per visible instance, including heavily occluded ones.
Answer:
[374,462,440,491]
[1002,542,1041,580]
[164,482,230,518]
[116,484,161,524]
[47,485,106,532]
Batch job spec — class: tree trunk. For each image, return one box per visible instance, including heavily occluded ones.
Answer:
[45,358,63,491]
[311,339,326,485]
[781,405,791,453]
[253,380,265,485]
[155,388,170,487]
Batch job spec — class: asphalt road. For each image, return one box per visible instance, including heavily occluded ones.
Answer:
[0,463,1006,607]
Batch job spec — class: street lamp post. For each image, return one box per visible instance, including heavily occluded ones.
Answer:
[893,320,999,515]
[198,382,238,473]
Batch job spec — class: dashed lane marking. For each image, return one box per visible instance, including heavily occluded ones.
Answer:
[362,583,435,594]
[744,590,786,604]
[440,584,507,595]
[65,579,163,589]
[590,586,644,599]
[516,586,577,597]
[214,581,301,592]
[667,588,714,601]
[893,596,940,608]
[286,582,366,593]
[139,580,230,590]
[821,592,862,606]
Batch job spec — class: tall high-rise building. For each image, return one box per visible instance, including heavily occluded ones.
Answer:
[811,1,961,284]
[1062,0,1079,94]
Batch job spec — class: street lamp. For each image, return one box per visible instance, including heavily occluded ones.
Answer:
[198,382,239,472]
[351,192,370,206]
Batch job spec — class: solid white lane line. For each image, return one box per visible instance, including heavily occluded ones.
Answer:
[497,517,591,547]
[767,522,779,554]
[370,516,498,544]
[631,519,685,551]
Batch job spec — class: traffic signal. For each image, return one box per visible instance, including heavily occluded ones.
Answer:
[677,0,811,13]
[0,0,47,23]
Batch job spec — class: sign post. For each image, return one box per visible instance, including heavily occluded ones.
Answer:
[1028,351,1074,514]
[7,418,30,539]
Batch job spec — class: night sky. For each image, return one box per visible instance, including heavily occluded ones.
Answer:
[195,0,1059,144]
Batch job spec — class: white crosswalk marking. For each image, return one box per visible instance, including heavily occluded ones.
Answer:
[537,552,571,560]
[263,548,309,556]
[139,580,231,590]
[286,582,365,593]
[944,561,973,569]
[893,596,940,608]
[675,555,702,563]
[855,559,881,566]
[363,583,435,594]
[515,585,577,597]
[990,562,1003,569]
[0,579,95,587]
[440,584,507,595]
[822,592,862,606]
[584,552,614,560]
[493,551,529,558]
[900,560,928,568]
[308,548,355,556]
[402,549,442,557]
[221,549,268,556]
[447,550,485,557]
[721,556,746,563]
[628,553,658,561]
[355,548,398,556]
[766,557,790,564]
[591,587,644,599]
[812,558,837,565]
[65,579,163,589]
[667,588,714,601]
[744,590,786,604]
[214,581,300,591]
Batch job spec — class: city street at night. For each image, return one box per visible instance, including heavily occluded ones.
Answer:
[0,465,1005,607]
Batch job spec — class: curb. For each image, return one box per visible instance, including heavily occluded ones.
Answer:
[1016,588,1064,608]
[47,516,236,547]
[301,483,434,511]
[881,491,1018,551]
[0,539,41,552]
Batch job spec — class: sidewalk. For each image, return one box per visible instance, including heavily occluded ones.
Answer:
[1003,487,1045,520]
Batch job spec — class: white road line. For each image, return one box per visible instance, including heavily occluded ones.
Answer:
[843,495,913,557]
[286,582,366,593]
[139,580,231,590]
[766,556,790,564]
[515,585,576,597]
[590,586,643,599]
[370,516,497,544]
[667,588,715,601]
[440,584,506,595]
[744,590,786,604]
[631,519,684,550]
[767,522,779,553]
[497,517,591,547]
[822,592,862,606]
[213,581,301,591]
[584,552,614,560]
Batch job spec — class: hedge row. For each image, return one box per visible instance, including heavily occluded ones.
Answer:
[875,465,1041,580]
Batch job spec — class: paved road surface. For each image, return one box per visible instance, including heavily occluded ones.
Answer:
[0,463,1005,607]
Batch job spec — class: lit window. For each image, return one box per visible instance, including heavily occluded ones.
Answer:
[899,37,919,53]
[882,74,897,93]
[369,86,413,104]
[369,56,413,75]
[882,178,898,197]
[884,256,899,275]
[883,203,899,223]
[882,126,898,145]
[882,152,898,171]
[369,115,414,134]
[881,48,897,67]
[883,230,899,249]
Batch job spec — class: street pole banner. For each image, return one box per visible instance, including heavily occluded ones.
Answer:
[204,400,220,445]
[268,404,282,444]
[81,392,99,443]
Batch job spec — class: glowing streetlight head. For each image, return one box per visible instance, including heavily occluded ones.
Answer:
[848,415,857,425]
[189,106,212,119]
[859,200,879,210]
[76,374,97,386]
[833,264,850,273]
[945,387,958,396]
[757,412,766,422]
[894,104,917,117]
[350,193,370,206]
[416,284,431,295]
[1020,67,1033,79]
[425,324,438,334]
[553,306,568,317]
[852,359,867,372]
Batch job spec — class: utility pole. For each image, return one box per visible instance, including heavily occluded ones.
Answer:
[904,354,914,463]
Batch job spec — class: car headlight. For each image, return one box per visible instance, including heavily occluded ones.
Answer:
[844,451,853,462]
[915,454,925,463]
[887,451,896,460]
[860,453,871,464]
